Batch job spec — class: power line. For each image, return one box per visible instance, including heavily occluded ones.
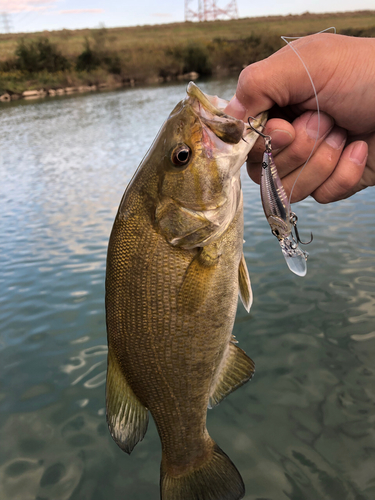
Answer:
[14,11,34,24]
[15,11,40,32]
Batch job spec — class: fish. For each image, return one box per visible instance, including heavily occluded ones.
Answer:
[105,82,267,500]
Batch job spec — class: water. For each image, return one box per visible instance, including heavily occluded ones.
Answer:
[1,79,374,500]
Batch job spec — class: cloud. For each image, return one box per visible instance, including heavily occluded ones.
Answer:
[0,0,55,13]
[151,13,173,17]
[58,9,105,14]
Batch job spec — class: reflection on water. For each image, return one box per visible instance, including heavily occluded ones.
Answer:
[62,343,107,391]
[1,80,375,500]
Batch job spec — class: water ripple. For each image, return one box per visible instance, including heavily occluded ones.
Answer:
[1,79,375,499]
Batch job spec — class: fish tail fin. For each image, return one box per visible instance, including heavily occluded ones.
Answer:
[160,442,245,500]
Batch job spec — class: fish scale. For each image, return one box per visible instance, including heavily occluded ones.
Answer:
[105,82,267,499]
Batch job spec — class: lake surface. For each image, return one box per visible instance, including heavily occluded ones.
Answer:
[1,79,374,500]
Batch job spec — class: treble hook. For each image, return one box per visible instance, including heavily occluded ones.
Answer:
[290,213,313,245]
[247,117,271,152]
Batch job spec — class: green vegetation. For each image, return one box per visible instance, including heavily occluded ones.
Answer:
[0,10,374,95]
[75,28,122,74]
[14,38,70,73]
[166,42,212,76]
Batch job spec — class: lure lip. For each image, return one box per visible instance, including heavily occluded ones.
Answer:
[279,235,308,277]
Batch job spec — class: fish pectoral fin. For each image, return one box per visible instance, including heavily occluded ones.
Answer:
[199,243,222,267]
[106,347,148,454]
[178,246,220,313]
[238,253,253,313]
[208,342,255,408]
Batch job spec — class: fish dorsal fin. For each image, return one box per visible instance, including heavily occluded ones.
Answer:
[238,253,253,312]
[208,342,255,408]
[106,347,148,454]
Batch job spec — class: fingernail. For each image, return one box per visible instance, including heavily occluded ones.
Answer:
[349,141,368,165]
[325,127,346,149]
[225,96,246,120]
[306,111,333,140]
[269,129,293,150]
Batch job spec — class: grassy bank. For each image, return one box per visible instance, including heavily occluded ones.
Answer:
[1,10,375,96]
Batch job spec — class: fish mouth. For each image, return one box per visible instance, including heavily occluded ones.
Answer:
[186,81,266,144]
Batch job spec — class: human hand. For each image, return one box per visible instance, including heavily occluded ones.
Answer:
[225,33,375,203]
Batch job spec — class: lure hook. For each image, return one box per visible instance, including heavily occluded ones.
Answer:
[248,117,271,152]
[290,212,313,245]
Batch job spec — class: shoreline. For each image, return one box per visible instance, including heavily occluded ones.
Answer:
[0,71,200,103]
[1,11,374,101]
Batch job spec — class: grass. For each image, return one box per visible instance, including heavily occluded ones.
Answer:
[0,10,374,95]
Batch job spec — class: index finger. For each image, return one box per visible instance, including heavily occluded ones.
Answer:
[224,34,334,119]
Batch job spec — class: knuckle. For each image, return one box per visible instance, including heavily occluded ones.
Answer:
[312,170,355,204]
[312,189,332,204]
[319,152,338,176]
[239,61,262,85]
[335,173,354,192]
[286,147,309,166]
[237,62,265,100]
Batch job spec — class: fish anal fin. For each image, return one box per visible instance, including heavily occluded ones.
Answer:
[209,342,255,408]
[106,347,148,454]
[238,253,253,312]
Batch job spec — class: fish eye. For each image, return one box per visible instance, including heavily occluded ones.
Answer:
[171,144,191,167]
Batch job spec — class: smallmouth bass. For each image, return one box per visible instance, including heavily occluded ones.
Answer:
[105,82,266,500]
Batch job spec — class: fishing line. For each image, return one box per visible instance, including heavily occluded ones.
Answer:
[280,27,336,204]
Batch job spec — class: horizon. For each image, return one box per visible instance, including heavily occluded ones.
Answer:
[1,1,375,34]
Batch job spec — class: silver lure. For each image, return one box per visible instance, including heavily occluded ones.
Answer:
[248,120,312,277]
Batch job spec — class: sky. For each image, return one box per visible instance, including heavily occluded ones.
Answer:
[1,0,374,33]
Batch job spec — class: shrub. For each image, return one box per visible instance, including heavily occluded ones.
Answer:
[15,38,69,73]
[0,58,17,72]
[209,34,283,71]
[339,27,375,37]
[76,37,122,74]
[166,42,212,76]
[76,39,101,71]
[104,55,122,75]
[182,42,211,75]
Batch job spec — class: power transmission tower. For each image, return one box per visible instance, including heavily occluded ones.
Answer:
[185,0,201,21]
[1,12,12,33]
[185,0,238,22]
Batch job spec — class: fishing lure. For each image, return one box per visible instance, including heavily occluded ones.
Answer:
[248,119,312,277]
[247,28,337,276]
